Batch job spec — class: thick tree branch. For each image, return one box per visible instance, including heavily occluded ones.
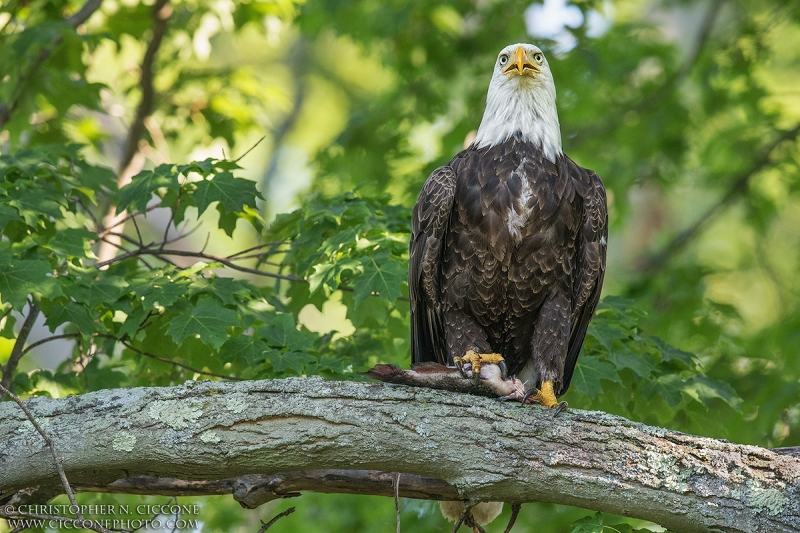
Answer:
[69,471,461,509]
[0,379,797,533]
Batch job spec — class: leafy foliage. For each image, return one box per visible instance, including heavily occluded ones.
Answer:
[570,512,675,533]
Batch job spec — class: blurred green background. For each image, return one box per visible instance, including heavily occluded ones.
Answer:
[1,0,799,531]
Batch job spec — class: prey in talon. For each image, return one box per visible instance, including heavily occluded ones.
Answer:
[364,361,524,399]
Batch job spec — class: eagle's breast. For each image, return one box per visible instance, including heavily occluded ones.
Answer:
[506,156,535,244]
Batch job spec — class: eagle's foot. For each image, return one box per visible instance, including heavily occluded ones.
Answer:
[522,381,567,414]
[453,350,505,378]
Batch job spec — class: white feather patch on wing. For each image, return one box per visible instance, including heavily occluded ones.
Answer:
[507,157,534,243]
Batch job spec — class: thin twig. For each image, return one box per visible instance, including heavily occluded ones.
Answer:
[132,215,145,246]
[95,204,160,239]
[21,333,81,357]
[257,507,296,532]
[118,339,245,381]
[159,198,177,251]
[107,231,155,249]
[393,472,401,533]
[98,236,155,269]
[0,302,40,395]
[503,503,522,533]
[450,510,466,533]
[163,222,202,246]
[95,246,305,282]
[235,135,267,162]
[227,241,294,259]
[74,195,101,230]
[0,384,114,533]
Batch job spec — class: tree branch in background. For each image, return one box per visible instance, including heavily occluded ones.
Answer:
[0,0,103,130]
[65,471,460,507]
[96,0,172,264]
[0,302,39,396]
[1,379,798,533]
[93,244,410,301]
[569,0,724,147]
[260,39,308,210]
[66,0,105,27]
[639,123,800,274]
[94,245,305,282]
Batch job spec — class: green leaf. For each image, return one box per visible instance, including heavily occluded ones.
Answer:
[683,375,742,409]
[571,356,622,400]
[166,298,240,349]
[129,274,189,309]
[118,307,150,340]
[220,335,269,365]
[651,337,695,368]
[192,276,258,306]
[117,164,179,214]
[0,204,23,231]
[43,301,95,334]
[0,254,64,310]
[44,227,98,259]
[588,323,628,352]
[570,512,604,533]
[641,374,685,408]
[260,313,315,351]
[354,250,404,305]
[261,349,316,375]
[65,275,128,307]
[193,171,259,216]
[216,204,240,237]
[7,185,63,226]
[607,348,656,378]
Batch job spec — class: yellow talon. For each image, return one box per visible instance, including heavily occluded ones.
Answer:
[453,350,505,375]
[528,381,559,408]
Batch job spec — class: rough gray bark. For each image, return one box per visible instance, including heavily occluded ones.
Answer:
[1,377,798,533]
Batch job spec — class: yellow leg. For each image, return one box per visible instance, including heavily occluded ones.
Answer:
[453,349,505,376]
[526,381,559,408]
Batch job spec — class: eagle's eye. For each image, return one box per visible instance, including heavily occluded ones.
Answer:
[533,52,544,64]
[499,54,509,66]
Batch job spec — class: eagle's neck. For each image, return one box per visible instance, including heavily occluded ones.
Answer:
[473,80,562,163]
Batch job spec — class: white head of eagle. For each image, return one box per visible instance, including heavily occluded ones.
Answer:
[473,43,562,163]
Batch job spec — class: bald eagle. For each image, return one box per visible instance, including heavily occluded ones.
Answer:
[409,43,607,410]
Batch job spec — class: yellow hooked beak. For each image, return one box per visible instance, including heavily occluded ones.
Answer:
[503,46,540,76]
